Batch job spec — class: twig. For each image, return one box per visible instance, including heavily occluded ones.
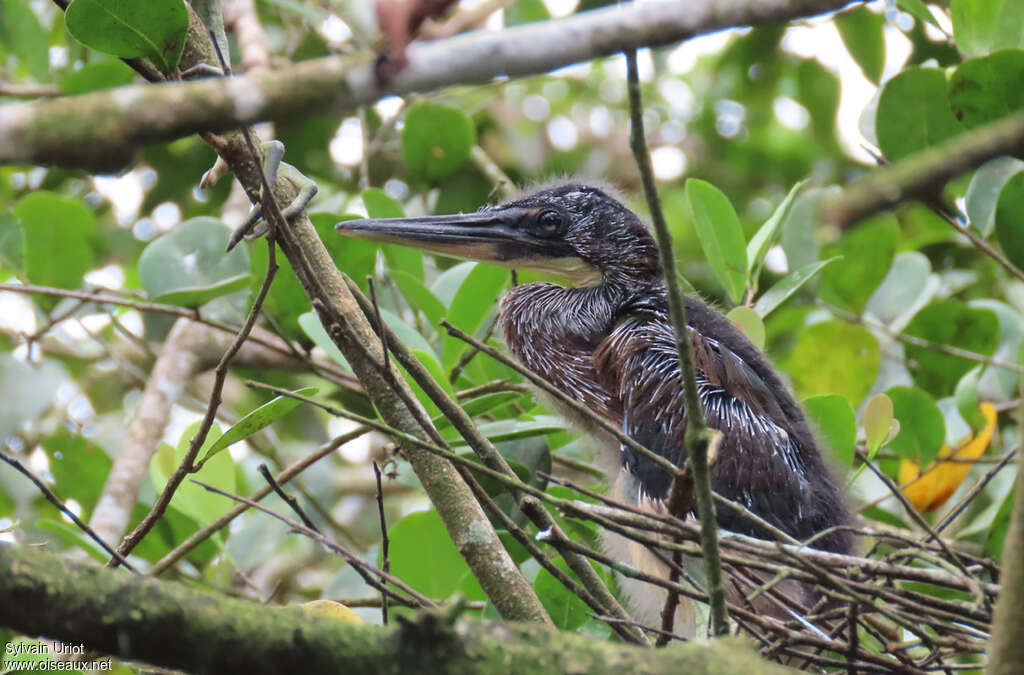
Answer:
[190,479,436,608]
[934,446,1019,535]
[114,232,280,565]
[149,426,370,576]
[372,461,390,625]
[0,451,137,573]
[624,46,727,637]
[257,464,320,532]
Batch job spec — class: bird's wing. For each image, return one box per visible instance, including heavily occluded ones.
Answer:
[593,308,846,549]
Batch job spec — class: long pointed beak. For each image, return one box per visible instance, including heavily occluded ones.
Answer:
[335,208,573,264]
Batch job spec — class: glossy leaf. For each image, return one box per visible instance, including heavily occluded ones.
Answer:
[788,321,879,406]
[904,301,999,395]
[535,560,589,630]
[886,386,945,466]
[747,179,805,280]
[59,59,136,94]
[298,311,354,375]
[951,0,1024,58]
[753,257,838,318]
[725,306,765,350]
[864,251,932,324]
[876,68,963,160]
[149,421,236,526]
[949,50,1024,129]
[446,416,565,446]
[995,171,1024,270]
[14,192,96,303]
[685,179,747,303]
[863,393,894,455]
[836,7,885,84]
[442,263,508,370]
[819,215,900,313]
[401,102,476,183]
[385,509,486,600]
[897,0,941,29]
[41,429,111,519]
[65,0,188,73]
[138,216,252,307]
[0,0,49,80]
[803,393,856,465]
[200,387,319,465]
[392,270,447,328]
[966,156,1024,237]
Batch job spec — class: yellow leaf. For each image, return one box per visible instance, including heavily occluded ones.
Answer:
[302,600,364,624]
[899,403,997,512]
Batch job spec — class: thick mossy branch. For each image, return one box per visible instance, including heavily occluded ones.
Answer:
[0,0,850,170]
[0,544,792,674]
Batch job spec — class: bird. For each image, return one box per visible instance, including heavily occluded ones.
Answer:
[336,179,852,635]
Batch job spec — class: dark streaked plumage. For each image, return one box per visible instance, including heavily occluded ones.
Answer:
[336,179,852,629]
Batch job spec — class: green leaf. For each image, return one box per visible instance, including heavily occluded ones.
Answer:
[747,179,806,279]
[298,311,354,375]
[725,306,765,350]
[505,0,550,26]
[442,263,508,370]
[819,214,900,313]
[362,188,424,282]
[36,518,108,564]
[970,298,1023,399]
[904,301,999,395]
[753,257,838,318]
[781,187,838,271]
[535,560,589,630]
[41,429,111,519]
[446,416,565,446]
[951,0,1024,58]
[432,392,521,431]
[836,8,886,84]
[886,386,945,466]
[402,102,477,183]
[138,216,252,307]
[149,421,236,526]
[985,486,1015,561]
[864,251,932,324]
[65,0,188,73]
[803,394,856,465]
[685,179,747,303]
[432,261,476,307]
[392,270,447,328]
[14,192,96,303]
[876,67,963,160]
[199,387,319,465]
[954,367,987,432]
[0,211,23,274]
[787,321,880,406]
[966,156,1024,237]
[949,50,1024,128]
[863,393,894,455]
[0,0,49,81]
[59,58,136,94]
[995,171,1024,270]
[897,0,941,29]
[385,509,486,601]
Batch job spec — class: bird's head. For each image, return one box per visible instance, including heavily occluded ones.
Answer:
[335,180,662,286]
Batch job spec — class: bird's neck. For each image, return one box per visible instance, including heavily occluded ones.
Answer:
[498,278,660,415]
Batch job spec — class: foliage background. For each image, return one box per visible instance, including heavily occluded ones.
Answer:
[0,0,1022,671]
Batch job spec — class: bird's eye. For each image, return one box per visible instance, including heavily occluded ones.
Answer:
[536,210,564,235]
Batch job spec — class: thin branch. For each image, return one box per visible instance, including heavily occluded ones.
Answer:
[257,464,321,533]
[149,427,371,576]
[823,110,1024,230]
[0,451,137,573]
[113,234,280,565]
[372,461,390,625]
[624,46,727,637]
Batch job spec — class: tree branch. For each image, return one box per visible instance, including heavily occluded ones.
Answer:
[0,0,852,170]
[0,544,792,675]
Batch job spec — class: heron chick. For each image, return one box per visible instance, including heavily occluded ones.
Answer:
[336,180,851,635]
